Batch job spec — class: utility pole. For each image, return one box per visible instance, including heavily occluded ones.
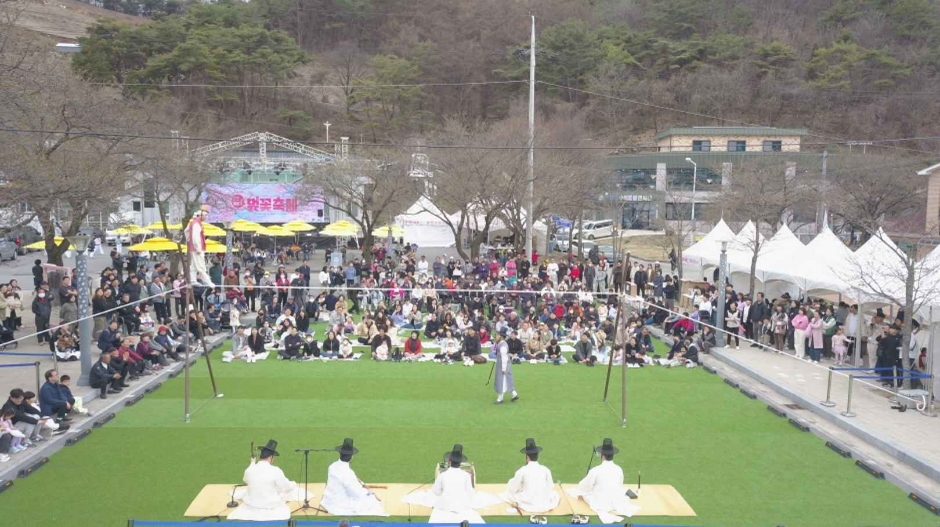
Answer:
[819,150,828,233]
[716,241,728,348]
[525,15,536,260]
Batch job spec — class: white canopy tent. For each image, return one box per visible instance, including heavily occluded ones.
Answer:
[681,219,735,279]
[394,197,456,247]
[789,226,855,295]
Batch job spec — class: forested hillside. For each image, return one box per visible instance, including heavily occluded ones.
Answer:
[71,0,940,148]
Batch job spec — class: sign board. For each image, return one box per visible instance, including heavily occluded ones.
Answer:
[202,183,325,223]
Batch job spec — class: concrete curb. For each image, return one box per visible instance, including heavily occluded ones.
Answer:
[708,348,940,485]
[0,336,225,483]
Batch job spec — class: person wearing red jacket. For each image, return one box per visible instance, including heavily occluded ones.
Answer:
[116,338,149,378]
[403,331,423,362]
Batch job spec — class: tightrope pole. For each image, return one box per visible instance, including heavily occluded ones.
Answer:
[841,374,857,417]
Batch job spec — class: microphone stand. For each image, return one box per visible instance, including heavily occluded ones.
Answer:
[227,483,246,508]
[292,447,316,515]
[584,448,596,475]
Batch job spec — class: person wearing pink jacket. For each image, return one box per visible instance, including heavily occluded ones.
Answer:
[807,311,824,363]
[790,308,810,360]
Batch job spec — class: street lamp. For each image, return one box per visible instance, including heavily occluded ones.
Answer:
[67,234,95,387]
[684,158,697,222]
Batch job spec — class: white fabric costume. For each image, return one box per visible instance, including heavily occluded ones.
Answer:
[500,461,560,513]
[320,460,388,516]
[568,459,640,523]
[429,467,485,524]
[229,459,304,521]
[184,212,213,286]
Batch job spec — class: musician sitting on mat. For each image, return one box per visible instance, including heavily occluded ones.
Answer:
[568,438,639,523]
[430,444,486,524]
[500,438,559,513]
[229,439,304,521]
[321,438,389,516]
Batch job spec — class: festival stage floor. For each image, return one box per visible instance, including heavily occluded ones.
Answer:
[184,483,695,518]
[3,334,937,527]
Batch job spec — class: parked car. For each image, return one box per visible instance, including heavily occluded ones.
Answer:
[0,239,17,261]
[106,230,131,246]
[6,226,42,254]
[571,219,614,240]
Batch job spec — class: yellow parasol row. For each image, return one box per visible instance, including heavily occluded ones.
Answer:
[127,237,235,254]
[372,224,403,238]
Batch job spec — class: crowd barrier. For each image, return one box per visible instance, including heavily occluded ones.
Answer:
[0,361,42,392]
[820,365,933,415]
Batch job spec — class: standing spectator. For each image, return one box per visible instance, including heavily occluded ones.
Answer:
[791,308,810,359]
[32,288,52,345]
[724,302,741,349]
[150,275,168,324]
[822,307,837,359]
[807,310,824,364]
[32,259,44,289]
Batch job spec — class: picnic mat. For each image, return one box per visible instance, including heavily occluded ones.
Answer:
[184,483,695,517]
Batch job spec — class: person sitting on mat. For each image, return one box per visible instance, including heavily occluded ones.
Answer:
[279,326,303,361]
[500,438,560,513]
[229,439,304,521]
[568,438,639,523]
[320,438,388,516]
[428,444,485,523]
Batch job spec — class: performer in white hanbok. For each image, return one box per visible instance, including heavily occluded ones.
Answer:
[320,438,389,516]
[492,332,519,404]
[184,205,214,287]
[568,438,640,523]
[229,439,305,521]
[429,444,485,523]
[500,438,560,513]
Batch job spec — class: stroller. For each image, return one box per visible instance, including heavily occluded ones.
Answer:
[219,301,233,331]
[0,323,17,350]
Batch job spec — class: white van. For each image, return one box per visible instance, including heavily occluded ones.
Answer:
[572,219,614,240]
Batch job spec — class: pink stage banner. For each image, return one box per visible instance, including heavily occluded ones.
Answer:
[202,184,325,223]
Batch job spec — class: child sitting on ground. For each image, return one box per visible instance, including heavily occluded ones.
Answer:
[0,409,27,454]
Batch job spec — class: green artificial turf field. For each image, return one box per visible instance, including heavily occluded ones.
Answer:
[4,329,936,527]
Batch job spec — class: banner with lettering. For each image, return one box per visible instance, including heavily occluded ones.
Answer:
[202,183,325,223]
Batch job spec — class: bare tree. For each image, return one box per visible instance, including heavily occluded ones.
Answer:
[424,115,535,260]
[834,164,938,365]
[300,151,418,264]
[325,41,369,115]
[718,159,815,296]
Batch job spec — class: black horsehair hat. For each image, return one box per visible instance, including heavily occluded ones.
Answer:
[259,439,279,457]
[336,438,359,456]
[445,444,468,463]
[595,438,619,456]
[521,438,543,455]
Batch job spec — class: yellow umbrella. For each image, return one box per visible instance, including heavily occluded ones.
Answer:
[258,225,295,237]
[230,220,262,232]
[112,225,152,235]
[25,237,65,250]
[322,225,359,237]
[202,223,227,237]
[205,240,236,253]
[372,224,404,238]
[143,221,183,231]
[128,237,182,252]
[282,220,316,232]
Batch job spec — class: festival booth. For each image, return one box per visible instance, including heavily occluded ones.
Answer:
[725,224,802,298]
[681,219,736,280]
[394,197,456,247]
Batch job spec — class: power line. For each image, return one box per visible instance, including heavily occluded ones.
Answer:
[0,126,935,158]
[87,80,528,89]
